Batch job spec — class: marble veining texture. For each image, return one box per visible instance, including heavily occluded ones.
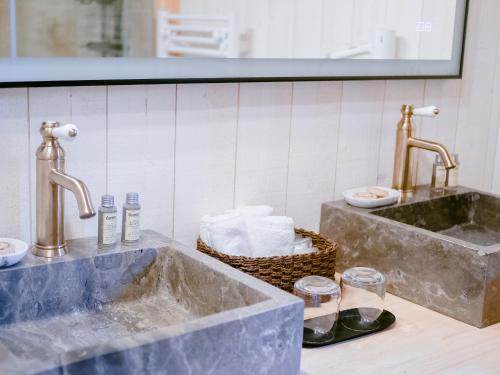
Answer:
[0,230,303,375]
[320,186,500,328]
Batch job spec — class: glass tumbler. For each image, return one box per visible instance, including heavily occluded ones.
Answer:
[340,267,386,331]
[293,276,341,337]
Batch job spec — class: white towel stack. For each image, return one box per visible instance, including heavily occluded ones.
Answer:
[200,205,299,257]
[200,212,250,256]
[247,216,295,257]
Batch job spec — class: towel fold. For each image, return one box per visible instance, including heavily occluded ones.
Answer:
[200,206,296,257]
[292,236,314,254]
[247,216,295,257]
[200,213,251,256]
[225,205,276,255]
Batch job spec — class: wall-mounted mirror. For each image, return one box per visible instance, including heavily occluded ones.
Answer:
[0,0,468,85]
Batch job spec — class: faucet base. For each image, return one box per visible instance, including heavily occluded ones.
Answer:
[399,190,414,200]
[32,243,67,258]
[393,187,414,200]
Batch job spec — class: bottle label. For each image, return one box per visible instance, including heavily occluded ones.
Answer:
[102,213,117,245]
[435,166,446,188]
[124,209,140,241]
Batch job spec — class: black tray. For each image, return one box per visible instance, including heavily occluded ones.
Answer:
[303,308,396,348]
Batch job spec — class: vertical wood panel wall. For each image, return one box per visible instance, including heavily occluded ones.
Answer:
[1,1,500,248]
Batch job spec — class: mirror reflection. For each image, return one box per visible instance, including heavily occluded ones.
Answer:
[0,0,457,60]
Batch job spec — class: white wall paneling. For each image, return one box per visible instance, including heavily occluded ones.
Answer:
[2,0,500,247]
[174,83,239,246]
[144,84,177,236]
[333,81,386,199]
[64,86,107,240]
[490,35,500,192]
[108,84,176,239]
[484,28,500,192]
[0,88,30,243]
[234,82,293,214]
[286,81,342,230]
[455,0,500,190]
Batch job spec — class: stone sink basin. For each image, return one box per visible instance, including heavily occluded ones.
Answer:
[0,231,303,375]
[320,186,500,328]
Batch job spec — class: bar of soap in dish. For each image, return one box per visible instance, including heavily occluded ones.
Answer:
[354,192,376,199]
[343,187,400,208]
[367,187,389,198]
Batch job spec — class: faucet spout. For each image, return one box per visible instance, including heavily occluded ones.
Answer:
[50,170,96,219]
[407,138,456,169]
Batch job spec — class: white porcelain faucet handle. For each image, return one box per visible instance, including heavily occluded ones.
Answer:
[52,124,78,141]
[412,106,439,118]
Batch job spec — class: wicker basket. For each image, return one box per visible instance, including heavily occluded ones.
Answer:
[197,228,337,292]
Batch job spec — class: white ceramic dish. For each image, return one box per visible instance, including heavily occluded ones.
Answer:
[0,238,29,268]
[342,187,400,209]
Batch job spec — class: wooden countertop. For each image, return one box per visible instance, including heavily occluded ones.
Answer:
[300,291,500,375]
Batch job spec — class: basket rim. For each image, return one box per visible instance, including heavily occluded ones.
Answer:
[197,227,336,261]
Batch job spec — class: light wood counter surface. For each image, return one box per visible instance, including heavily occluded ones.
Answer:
[301,291,500,375]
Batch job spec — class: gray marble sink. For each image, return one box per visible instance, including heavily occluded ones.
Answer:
[373,190,500,247]
[320,186,500,328]
[0,231,303,375]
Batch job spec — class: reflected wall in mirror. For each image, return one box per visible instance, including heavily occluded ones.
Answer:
[1,0,458,60]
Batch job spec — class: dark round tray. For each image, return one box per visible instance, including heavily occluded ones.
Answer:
[303,308,396,348]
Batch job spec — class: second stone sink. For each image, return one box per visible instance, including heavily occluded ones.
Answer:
[0,231,303,375]
[320,186,500,328]
[373,191,500,247]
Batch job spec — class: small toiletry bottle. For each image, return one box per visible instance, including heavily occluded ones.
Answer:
[431,155,446,192]
[98,195,117,247]
[121,192,141,243]
[446,154,460,190]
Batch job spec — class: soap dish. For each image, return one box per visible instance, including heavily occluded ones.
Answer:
[0,238,29,268]
[342,187,400,208]
[302,308,396,348]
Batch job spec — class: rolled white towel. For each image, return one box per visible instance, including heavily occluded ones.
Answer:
[199,216,214,246]
[200,213,251,257]
[226,206,274,250]
[248,216,295,257]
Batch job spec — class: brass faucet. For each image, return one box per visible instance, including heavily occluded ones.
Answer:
[392,105,456,198]
[33,121,96,258]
